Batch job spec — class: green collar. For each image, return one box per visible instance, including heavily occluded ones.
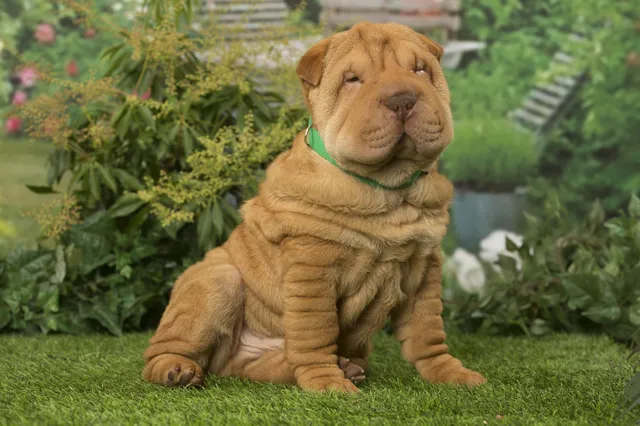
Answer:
[304,118,425,190]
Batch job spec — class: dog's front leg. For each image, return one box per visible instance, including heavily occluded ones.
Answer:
[281,237,359,393]
[392,250,486,387]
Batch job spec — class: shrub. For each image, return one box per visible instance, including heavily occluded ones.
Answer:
[0,0,131,119]
[445,30,550,119]
[0,0,313,335]
[443,194,640,348]
[441,117,536,192]
[532,0,640,217]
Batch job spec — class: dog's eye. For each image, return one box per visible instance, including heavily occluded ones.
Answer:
[413,60,429,76]
[344,73,360,84]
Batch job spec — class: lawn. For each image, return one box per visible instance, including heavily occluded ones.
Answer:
[0,329,636,425]
[0,138,60,256]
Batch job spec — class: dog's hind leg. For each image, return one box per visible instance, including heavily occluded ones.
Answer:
[142,247,244,387]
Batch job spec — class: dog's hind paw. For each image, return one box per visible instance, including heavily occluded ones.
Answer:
[338,357,366,384]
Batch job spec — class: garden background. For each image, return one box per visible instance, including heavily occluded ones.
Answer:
[0,0,639,424]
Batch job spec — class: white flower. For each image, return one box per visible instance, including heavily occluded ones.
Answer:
[446,248,486,295]
[478,230,530,271]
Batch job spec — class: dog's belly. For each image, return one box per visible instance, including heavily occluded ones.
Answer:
[234,323,285,362]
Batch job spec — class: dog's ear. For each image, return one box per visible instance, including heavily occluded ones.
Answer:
[417,33,444,62]
[296,38,331,88]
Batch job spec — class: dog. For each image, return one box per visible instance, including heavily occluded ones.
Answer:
[142,22,486,392]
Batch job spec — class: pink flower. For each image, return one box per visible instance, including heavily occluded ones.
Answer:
[34,23,56,44]
[5,116,22,135]
[66,60,79,77]
[12,90,28,106]
[17,67,38,88]
[133,89,151,100]
[84,28,96,39]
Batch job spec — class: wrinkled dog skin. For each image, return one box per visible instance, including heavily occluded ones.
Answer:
[143,22,486,392]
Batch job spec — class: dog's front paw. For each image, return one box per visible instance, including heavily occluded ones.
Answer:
[418,356,486,387]
[299,375,360,393]
[143,354,204,388]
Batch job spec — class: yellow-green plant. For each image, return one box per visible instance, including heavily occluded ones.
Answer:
[0,0,317,335]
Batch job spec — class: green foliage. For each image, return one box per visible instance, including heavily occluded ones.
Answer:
[533,0,640,217]
[460,0,571,50]
[441,117,536,191]
[457,0,640,218]
[0,0,131,110]
[0,0,312,335]
[0,211,188,335]
[444,194,640,348]
[446,31,550,119]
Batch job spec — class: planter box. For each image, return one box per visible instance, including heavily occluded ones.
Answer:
[452,189,526,252]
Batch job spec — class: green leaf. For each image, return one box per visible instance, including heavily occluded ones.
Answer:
[629,194,640,218]
[137,105,156,131]
[197,204,213,249]
[125,205,151,234]
[116,105,133,139]
[586,199,605,228]
[88,166,101,201]
[80,300,122,337]
[108,194,146,218]
[212,200,224,238]
[497,254,518,275]
[104,49,129,77]
[582,303,621,325]
[530,318,551,336]
[182,126,194,155]
[67,166,87,193]
[0,302,11,329]
[120,265,133,279]
[563,274,601,310]
[25,185,58,194]
[95,164,118,193]
[100,42,125,60]
[505,237,519,252]
[623,267,640,300]
[629,302,640,326]
[110,103,128,127]
[51,245,66,285]
[112,169,143,191]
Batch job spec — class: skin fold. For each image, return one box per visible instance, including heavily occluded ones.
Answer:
[142,22,486,392]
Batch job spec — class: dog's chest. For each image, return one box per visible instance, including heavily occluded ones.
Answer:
[336,239,432,328]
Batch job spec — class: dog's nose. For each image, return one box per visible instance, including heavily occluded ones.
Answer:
[382,91,417,119]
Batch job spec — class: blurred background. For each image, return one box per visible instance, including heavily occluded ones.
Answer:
[0,0,638,365]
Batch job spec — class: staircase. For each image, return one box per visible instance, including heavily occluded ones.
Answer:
[508,33,587,135]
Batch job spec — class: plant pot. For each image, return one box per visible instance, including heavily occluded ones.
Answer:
[451,188,526,252]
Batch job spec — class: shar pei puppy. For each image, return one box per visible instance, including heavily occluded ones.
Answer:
[143,22,486,392]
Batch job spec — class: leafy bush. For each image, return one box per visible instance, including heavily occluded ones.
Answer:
[441,117,536,192]
[531,0,640,217]
[0,0,131,128]
[460,0,571,50]
[458,0,640,217]
[446,30,550,119]
[0,0,312,335]
[443,194,640,348]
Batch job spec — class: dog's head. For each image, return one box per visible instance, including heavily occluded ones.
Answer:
[296,22,453,188]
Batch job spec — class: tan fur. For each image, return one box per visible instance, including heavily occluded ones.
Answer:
[143,22,486,392]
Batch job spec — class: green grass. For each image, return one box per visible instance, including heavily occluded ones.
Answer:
[0,138,59,256]
[0,329,636,425]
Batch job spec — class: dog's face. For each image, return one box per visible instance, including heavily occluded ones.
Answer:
[297,22,453,186]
